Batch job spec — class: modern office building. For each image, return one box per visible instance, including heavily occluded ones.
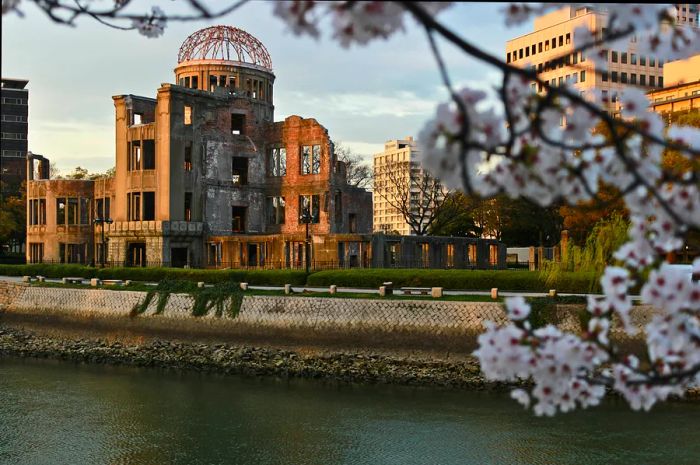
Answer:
[674,3,699,26]
[505,6,668,110]
[648,54,700,117]
[1,78,29,197]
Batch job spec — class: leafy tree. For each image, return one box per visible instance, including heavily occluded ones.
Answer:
[428,192,482,237]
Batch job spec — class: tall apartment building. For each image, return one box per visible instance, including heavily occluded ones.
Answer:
[675,3,699,26]
[373,137,444,236]
[506,6,669,109]
[1,78,29,197]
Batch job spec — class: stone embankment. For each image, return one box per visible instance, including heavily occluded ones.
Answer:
[0,325,503,390]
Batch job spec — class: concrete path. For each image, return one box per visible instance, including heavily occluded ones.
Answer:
[1,275,638,299]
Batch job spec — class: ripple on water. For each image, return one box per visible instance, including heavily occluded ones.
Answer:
[1,358,699,465]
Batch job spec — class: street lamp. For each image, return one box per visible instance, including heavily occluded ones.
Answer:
[299,207,312,273]
[93,217,113,267]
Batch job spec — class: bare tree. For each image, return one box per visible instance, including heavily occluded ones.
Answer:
[333,142,373,189]
[374,158,447,236]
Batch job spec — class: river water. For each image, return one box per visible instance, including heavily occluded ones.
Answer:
[1,357,698,465]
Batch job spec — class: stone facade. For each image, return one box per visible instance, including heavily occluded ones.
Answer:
[24,26,372,268]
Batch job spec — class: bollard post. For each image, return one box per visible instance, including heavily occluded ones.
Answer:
[329,285,337,294]
[90,278,101,287]
[491,288,499,300]
[431,287,443,298]
[379,286,386,297]
[549,289,557,297]
[197,281,205,288]
[284,284,292,295]
[240,282,248,291]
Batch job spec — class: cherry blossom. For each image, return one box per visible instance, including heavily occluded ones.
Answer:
[132,6,166,38]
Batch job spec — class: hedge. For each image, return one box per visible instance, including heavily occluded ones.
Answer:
[0,264,307,286]
[306,269,600,293]
[0,264,600,293]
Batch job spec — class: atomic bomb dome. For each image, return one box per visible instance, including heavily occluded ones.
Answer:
[177,25,272,70]
[174,25,275,103]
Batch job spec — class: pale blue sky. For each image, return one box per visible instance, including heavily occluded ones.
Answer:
[1,2,531,174]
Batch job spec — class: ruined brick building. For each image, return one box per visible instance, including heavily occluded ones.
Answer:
[25,26,506,269]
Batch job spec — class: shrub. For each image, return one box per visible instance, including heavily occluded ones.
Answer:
[0,264,307,285]
[306,268,597,293]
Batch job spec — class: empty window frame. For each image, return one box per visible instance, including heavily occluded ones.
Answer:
[631,53,637,65]
[299,194,320,223]
[649,57,656,67]
[67,198,79,225]
[301,145,321,175]
[348,213,357,233]
[621,72,628,84]
[143,192,155,221]
[268,147,287,176]
[640,74,647,86]
[184,141,193,171]
[80,198,90,225]
[143,140,155,170]
[128,141,141,171]
[266,196,286,225]
[621,52,628,64]
[611,71,618,82]
[95,197,111,220]
[649,75,656,86]
[611,51,618,62]
[29,243,44,263]
[29,199,46,225]
[640,55,647,66]
[231,113,245,135]
[127,192,141,221]
[184,192,192,222]
[232,206,246,232]
[56,198,66,225]
[232,156,248,185]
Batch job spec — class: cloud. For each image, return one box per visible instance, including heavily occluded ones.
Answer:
[280,90,438,119]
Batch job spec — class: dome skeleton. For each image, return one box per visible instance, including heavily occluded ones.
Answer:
[177,25,272,70]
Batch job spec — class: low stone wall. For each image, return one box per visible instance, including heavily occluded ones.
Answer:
[0,282,656,354]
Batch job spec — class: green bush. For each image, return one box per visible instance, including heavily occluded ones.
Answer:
[306,268,598,293]
[0,264,306,285]
[0,264,97,279]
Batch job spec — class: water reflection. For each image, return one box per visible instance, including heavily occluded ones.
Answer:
[1,358,699,465]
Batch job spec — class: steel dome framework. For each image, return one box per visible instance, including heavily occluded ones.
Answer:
[177,25,272,70]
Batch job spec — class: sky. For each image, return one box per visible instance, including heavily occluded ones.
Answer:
[1,1,531,175]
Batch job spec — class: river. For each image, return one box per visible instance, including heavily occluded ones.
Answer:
[1,357,698,465]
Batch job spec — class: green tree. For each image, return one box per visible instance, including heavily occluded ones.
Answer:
[429,192,482,237]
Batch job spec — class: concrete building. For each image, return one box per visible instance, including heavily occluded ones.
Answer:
[373,137,444,236]
[648,54,700,116]
[675,3,699,26]
[26,26,372,267]
[24,26,507,270]
[506,6,669,109]
[1,78,29,197]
